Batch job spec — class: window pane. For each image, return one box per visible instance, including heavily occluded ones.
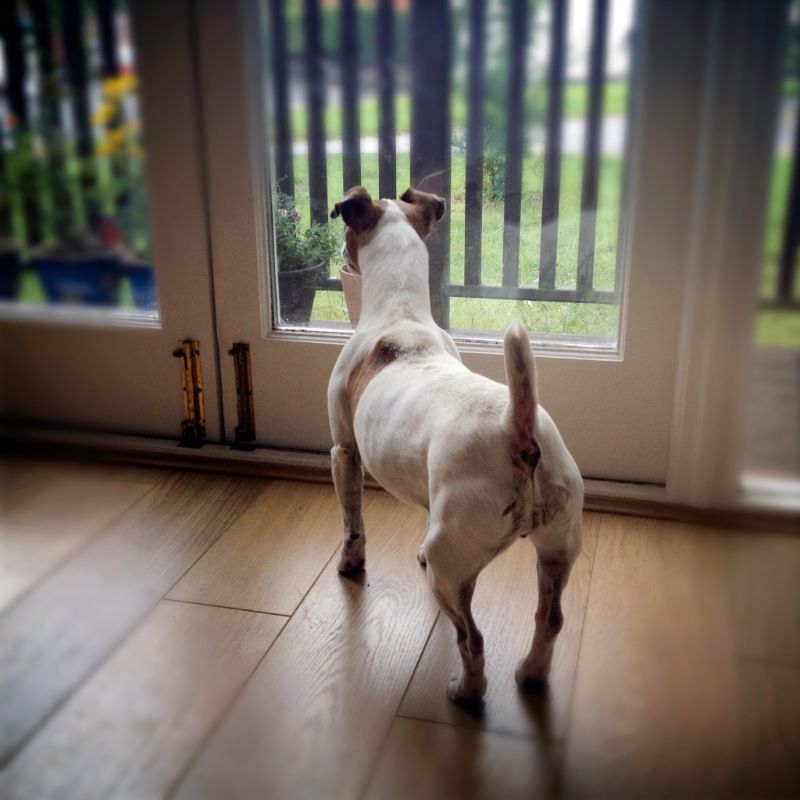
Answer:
[262,0,635,343]
[744,0,799,480]
[0,0,156,320]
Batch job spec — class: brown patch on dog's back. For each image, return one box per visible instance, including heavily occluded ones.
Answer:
[347,339,402,414]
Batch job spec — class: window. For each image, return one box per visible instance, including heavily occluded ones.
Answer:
[262,0,635,344]
[0,0,156,321]
[744,0,799,481]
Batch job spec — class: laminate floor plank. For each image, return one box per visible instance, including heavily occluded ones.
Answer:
[400,513,600,740]
[1,456,167,490]
[366,717,560,800]
[0,471,265,765]
[725,530,800,663]
[172,490,439,800]
[735,660,800,797]
[168,480,351,615]
[0,464,156,612]
[0,600,284,800]
[561,517,800,799]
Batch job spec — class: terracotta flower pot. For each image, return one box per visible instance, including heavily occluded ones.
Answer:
[340,266,362,326]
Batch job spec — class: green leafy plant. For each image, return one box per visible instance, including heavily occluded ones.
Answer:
[2,134,48,250]
[274,193,339,271]
[93,73,151,260]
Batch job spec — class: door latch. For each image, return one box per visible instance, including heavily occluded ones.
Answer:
[229,342,256,450]
[173,339,206,447]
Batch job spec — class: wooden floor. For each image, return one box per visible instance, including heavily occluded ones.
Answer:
[0,456,798,799]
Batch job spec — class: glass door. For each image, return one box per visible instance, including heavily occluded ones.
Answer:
[0,0,221,438]
[200,0,715,484]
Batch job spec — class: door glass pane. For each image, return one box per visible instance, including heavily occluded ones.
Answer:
[744,0,799,482]
[0,0,156,321]
[262,0,635,344]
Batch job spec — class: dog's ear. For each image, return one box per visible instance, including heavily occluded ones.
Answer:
[330,186,383,235]
[398,187,446,240]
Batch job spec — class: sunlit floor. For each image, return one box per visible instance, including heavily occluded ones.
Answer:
[0,456,798,799]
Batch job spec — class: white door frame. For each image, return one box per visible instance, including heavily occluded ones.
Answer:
[666,0,789,507]
[0,0,222,439]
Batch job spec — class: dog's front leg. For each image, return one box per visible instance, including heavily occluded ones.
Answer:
[332,443,366,573]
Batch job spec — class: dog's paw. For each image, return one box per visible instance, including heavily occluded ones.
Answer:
[514,660,549,689]
[337,555,365,575]
[417,545,427,567]
[447,673,487,705]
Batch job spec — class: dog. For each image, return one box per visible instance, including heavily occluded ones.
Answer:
[327,186,583,703]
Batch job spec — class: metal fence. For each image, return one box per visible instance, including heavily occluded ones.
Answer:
[268,0,620,328]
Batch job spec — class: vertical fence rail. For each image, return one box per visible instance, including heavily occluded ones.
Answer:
[96,0,119,77]
[1,1,41,245]
[63,0,99,233]
[411,0,452,327]
[539,0,568,289]
[777,102,800,305]
[502,0,529,288]
[29,0,61,138]
[0,1,28,127]
[377,0,396,199]
[340,0,361,191]
[62,0,93,160]
[270,0,294,196]
[576,0,608,292]
[464,0,486,286]
[304,0,328,225]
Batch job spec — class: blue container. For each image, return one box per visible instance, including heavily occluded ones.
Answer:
[124,262,158,311]
[33,254,121,306]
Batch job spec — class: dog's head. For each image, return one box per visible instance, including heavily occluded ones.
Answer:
[330,186,445,272]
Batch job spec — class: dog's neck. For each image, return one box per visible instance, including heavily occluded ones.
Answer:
[358,206,433,325]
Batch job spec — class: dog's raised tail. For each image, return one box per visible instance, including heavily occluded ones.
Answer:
[503,320,540,472]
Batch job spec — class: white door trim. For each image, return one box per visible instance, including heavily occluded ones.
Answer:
[666,0,789,506]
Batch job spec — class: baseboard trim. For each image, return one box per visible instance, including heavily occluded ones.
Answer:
[2,426,797,534]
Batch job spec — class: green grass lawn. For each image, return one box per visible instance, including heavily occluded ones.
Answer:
[297,147,798,346]
[289,75,800,142]
[296,149,621,338]
[756,154,799,349]
[287,75,798,344]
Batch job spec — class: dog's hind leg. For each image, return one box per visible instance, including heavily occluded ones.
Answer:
[515,524,580,686]
[425,532,489,703]
[331,443,366,573]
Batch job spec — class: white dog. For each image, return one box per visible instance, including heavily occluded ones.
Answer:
[327,186,583,703]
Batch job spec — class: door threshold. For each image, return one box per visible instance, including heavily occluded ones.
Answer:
[1,425,797,533]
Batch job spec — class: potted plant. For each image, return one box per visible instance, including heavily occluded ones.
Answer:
[94,72,157,312]
[274,193,339,323]
[30,72,151,309]
[30,146,122,307]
